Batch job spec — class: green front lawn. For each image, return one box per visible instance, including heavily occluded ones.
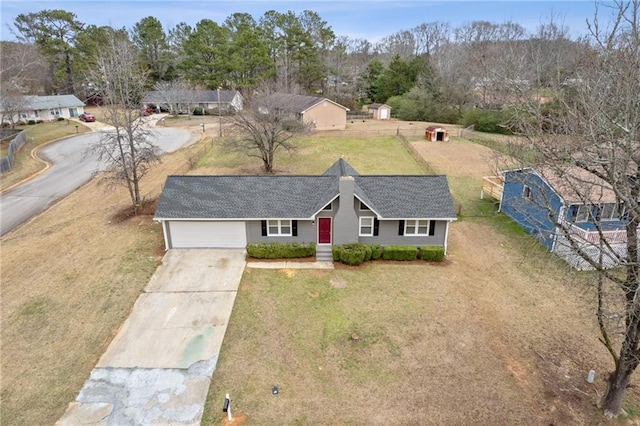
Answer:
[195,136,424,175]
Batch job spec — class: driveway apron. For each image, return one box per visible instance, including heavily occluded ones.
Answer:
[56,249,246,425]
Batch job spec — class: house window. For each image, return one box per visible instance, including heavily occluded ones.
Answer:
[405,220,429,236]
[575,205,590,222]
[359,200,371,211]
[599,203,617,221]
[523,185,531,199]
[267,220,292,236]
[359,217,374,236]
[49,107,61,116]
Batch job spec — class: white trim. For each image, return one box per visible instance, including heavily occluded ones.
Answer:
[443,220,450,255]
[382,217,457,221]
[404,219,429,236]
[359,216,375,236]
[162,221,170,251]
[154,217,312,222]
[317,217,332,245]
[353,194,382,217]
[358,200,371,211]
[310,194,339,218]
[267,219,292,236]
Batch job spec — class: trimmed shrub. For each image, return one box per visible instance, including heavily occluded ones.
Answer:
[27,119,36,125]
[246,242,315,259]
[331,245,341,262]
[364,245,373,261]
[339,243,368,266]
[382,245,418,261]
[369,244,382,260]
[57,117,65,121]
[419,246,445,262]
[192,107,205,115]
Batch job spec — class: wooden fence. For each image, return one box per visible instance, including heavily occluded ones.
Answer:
[0,130,27,173]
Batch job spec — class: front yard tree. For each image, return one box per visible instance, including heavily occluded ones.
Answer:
[504,0,640,417]
[224,90,312,173]
[89,34,161,212]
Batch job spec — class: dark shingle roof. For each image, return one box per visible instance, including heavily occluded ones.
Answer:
[155,175,338,219]
[322,158,359,177]
[143,90,238,104]
[354,176,456,218]
[155,159,456,220]
[266,93,348,113]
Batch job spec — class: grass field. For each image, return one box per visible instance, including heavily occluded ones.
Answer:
[1,122,638,425]
[0,120,91,191]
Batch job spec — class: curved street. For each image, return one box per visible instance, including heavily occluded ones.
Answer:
[0,125,196,236]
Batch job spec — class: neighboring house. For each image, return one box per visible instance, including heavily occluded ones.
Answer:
[154,158,457,259]
[498,167,638,270]
[368,103,391,120]
[1,95,85,124]
[267,94,349,130]
[142,90,243,113]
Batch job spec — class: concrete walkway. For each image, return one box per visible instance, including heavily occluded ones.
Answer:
[247,260,334,269]
[57,249,246,426]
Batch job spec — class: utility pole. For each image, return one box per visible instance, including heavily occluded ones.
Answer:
[217,87,222,138]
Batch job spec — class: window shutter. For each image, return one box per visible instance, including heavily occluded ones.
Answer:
[429,220,436,236]
[292,220,298,236]
[373,218,379,236]
[398,220,404,236]
[261,220,267,236]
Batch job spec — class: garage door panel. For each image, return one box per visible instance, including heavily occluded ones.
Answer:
[169,221,246,248]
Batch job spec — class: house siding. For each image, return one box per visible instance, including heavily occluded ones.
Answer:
[500,170,562,249]
[359,220,448,246]
[303,102,347,130]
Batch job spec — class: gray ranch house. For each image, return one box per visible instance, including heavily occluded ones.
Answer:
[142,89,243,114]
[154,159,457,258]
[1,95,85,124]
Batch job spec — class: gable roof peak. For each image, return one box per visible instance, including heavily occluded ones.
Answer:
[322,158,359,177]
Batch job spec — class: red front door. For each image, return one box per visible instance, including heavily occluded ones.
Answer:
[318,217,332,244]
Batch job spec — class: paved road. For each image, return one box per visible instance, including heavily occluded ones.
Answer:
[0,126,196,236]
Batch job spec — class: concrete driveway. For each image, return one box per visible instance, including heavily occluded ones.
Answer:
[57,249,246,425]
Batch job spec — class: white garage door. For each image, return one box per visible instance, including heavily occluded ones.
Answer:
[168,221,247,248]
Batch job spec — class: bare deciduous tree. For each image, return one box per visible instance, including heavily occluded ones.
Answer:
[152,80,203,115]
[223,89,312,173]
[88,34,161,211]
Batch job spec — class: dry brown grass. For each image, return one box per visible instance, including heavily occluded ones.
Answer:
[200,124,639,424]
[1,119,638,425]
[0,138,205,425]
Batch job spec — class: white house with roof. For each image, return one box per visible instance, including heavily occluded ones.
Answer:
[1,95,86,124]
[154,158,457,259]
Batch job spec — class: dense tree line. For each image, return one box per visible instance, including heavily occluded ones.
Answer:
[1,8,590,121]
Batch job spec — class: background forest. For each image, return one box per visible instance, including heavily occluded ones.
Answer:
[2,8,586,128]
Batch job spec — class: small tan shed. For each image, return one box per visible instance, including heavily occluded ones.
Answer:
[368,103,392,120]
[425,126,450,142]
